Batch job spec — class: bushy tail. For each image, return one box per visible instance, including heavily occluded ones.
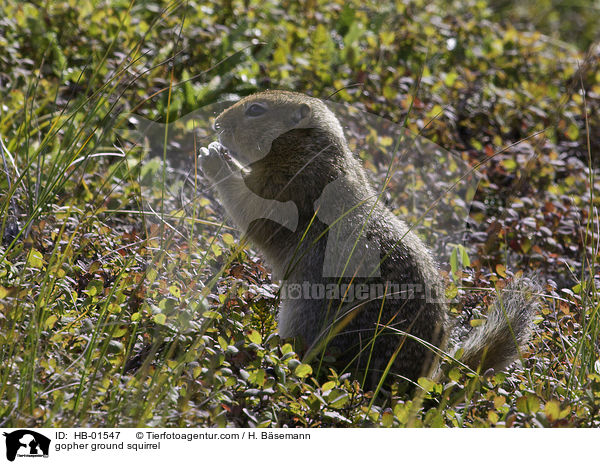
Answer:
[457,276,541,373]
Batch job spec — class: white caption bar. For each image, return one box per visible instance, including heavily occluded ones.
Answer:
[0,428,595,463]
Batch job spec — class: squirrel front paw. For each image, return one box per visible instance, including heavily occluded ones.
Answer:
[199,141,236,181]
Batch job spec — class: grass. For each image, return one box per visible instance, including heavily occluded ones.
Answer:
[0,0,599,427]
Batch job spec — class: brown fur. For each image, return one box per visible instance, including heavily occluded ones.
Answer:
[200,90,538,386]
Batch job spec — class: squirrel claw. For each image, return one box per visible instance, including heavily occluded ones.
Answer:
[199,141,235,181]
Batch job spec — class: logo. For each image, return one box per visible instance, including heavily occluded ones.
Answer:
[3,430,51,462]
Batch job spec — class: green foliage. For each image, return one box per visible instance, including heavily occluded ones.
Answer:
[489,0,600,51]
[0,0,598,427]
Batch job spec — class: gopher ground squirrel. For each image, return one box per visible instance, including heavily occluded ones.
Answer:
[199,90,539,386]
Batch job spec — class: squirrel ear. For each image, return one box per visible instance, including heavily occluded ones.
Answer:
[291,103,310,125]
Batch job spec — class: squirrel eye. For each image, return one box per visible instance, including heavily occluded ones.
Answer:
[245,103,267,117]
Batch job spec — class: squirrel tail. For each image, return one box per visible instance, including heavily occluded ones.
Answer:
[455,275,541,374]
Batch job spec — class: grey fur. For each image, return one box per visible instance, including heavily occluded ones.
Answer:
[457,277,540,373]
[200,90,539,386]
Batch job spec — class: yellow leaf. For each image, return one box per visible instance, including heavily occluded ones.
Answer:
[44,315,58,330]
[496,264,506,277]
[222,233,235,246]
[294,363,313,378]
[494,395,506,409]
[169,285,181,299]
[417,377,435,392]
[108,303,121,314]
[153,313,167,325]
[247,329,262,345]
[321,381,336,391]
[501,158,517,171]
[470,318,485,327]
[545,400,561,421]
[566,124,579,141]
[379,136,393,147]
[26,249,45,269]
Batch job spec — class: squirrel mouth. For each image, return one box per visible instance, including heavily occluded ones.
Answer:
[223,146,239,159]
[217,134,250,165]
[221,144,250,171]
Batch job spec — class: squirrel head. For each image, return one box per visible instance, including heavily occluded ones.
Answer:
[213,90,346,165]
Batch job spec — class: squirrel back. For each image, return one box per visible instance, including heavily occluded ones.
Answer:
[200,90,540,386]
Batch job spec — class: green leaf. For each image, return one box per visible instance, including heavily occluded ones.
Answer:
[321,381,336,391]
[113,326,128,338]
[444,71,458,86]
[544,400,561,421]
[517,394,540,414]
[382,409,394,427]
[526,395,540,413]
[140,157,161,181]
[459,246,470,267]
[153,313,167,325]
[169,285,181,299]
[418,377,435,392]
[501,158,517,171]
[446,282,458,299]
[327,390,349,409]
[44,314,58,330]
[85,280,104,297]
[566,123,579,141]
[247,329,262,345]
[496,264,506,277]
[26,249,45,269]
[249,369,266,387]
[88,261,101,273]
[108,303,121,314]
[449,247,458,275]
[294,363,313,378]
[221,233,235,246]
[448,368,461,382]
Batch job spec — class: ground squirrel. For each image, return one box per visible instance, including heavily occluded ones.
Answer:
[199,90,539,386]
